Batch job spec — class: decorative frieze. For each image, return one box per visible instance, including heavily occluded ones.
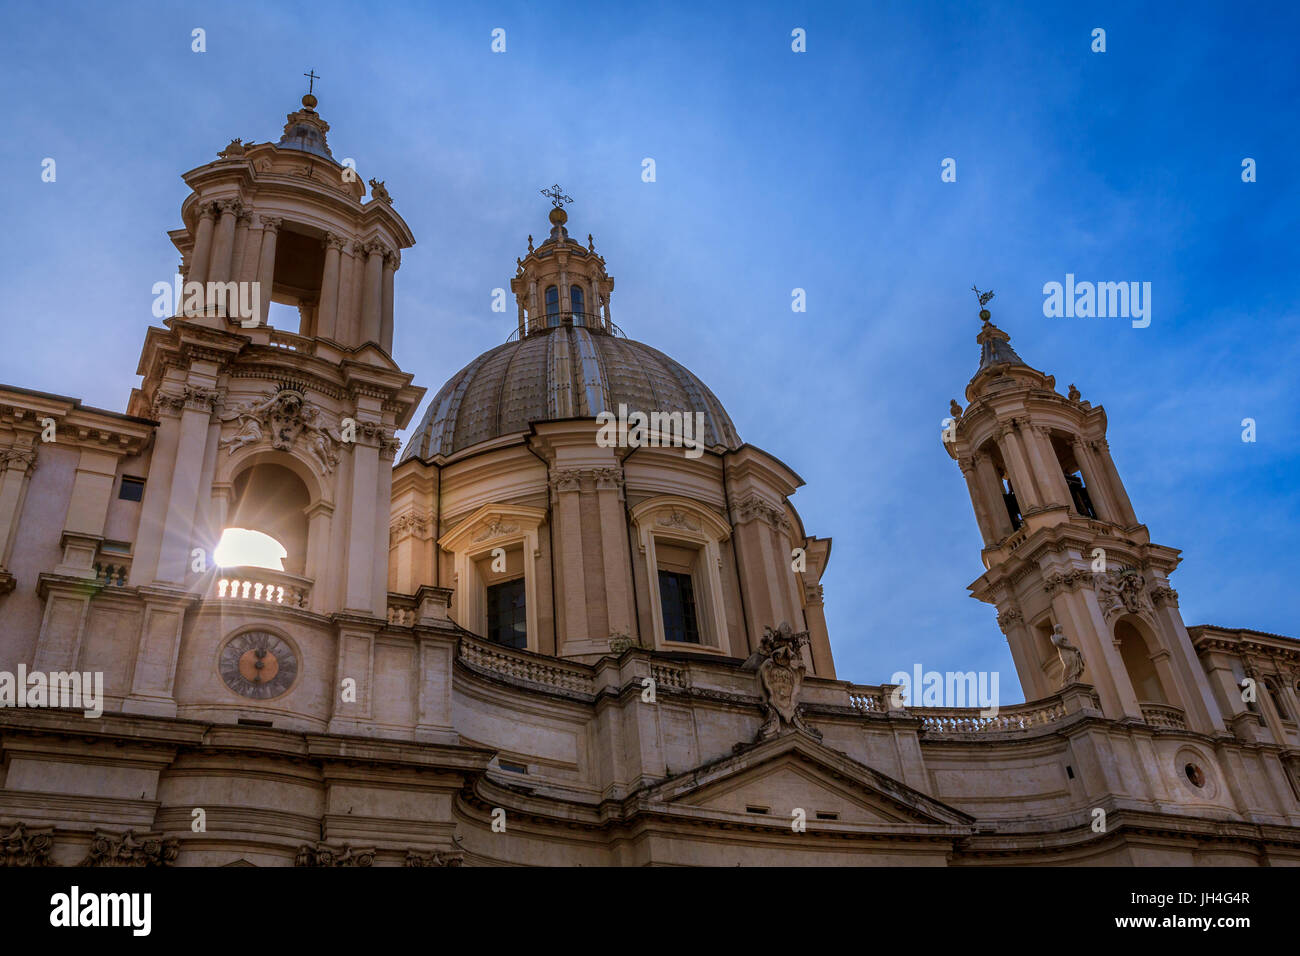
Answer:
[1042,569,1091,596]
[152,384,221,419]
[1150,584,1180,608]
[0,822,54,867]
[390,510,434,543]
[1094,567,1149,619]
[404,849,463,867]
[294,843,374,867]
[996,606,1023,633]
[80,829,179,867]
[733,493,789,531]
[471,517,520,543]
[219,387,343,473]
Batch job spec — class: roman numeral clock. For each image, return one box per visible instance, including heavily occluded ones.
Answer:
[219,631,299,699]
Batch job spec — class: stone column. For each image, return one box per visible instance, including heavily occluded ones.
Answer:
[155,386,219,585]
[316,233,344,341]
[1073,437,1115,521]
[1025,425,1071,507]
[230,210,251,285]
[594,468,632,639]
[237,219,264,284]
[380,249,398,353]
[336,243,360,345]
[1093,438,1138,526]
[997,607,1046,700]
[361,241,386,344]
[0,444,38,578]
[207,199,241,286]
[976,453,1014,538]
[186,201,218,288]
[516,297,526,339]
[551,471,589,648]
[304,502,334,615]
[254,216,282,328]
[959,456,995,545]
[344,423,381,614]
[998,422,1041,511]
[802,584,836,679]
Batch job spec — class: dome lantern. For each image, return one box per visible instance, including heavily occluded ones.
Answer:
[510,187,615,338]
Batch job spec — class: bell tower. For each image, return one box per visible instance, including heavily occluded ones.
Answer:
[944,290,1225,736]
[115,84,424,717]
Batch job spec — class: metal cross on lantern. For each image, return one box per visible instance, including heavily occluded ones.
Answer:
[541,184,573,208]
[971,285,995,309]
[303,69,319,94]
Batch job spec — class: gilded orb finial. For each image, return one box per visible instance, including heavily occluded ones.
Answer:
[302,69,320,110]
[971,284,995,322]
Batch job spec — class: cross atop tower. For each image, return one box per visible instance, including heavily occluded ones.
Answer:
[541,184,573,208]
[303,69,320,95]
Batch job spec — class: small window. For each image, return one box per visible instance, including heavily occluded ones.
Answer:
[486,579,527,649]
[498,760,528,774]
[815,811,839,821]
[544,285,560,326]
[745,805,769,815]
[658,570,700,644]
[1265,680,1291,721]
[119,476,145,502]
[1184,763,1206,788]
[570,285,585,322]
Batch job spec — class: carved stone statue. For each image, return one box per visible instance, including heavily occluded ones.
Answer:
[754,622,822,741]
[1050,624,1086,686]
[949,398,962,418]
[1094,567,1147,619]
[368,178,392,202]
[219,388,342,472]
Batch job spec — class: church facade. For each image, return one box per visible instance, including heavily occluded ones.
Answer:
[0,96,1297,867]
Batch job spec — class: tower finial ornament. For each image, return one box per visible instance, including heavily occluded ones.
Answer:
[302,69,320,110]
[540,184,573,208]
[971,285,995,322]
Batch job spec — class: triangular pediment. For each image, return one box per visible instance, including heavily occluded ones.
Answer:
[642,732,974,829]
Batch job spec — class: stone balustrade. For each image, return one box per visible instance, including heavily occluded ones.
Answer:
[458,635,596,697]
[912,695,1071,736]
[1140,702,1188,730]
[387,595,418,627]
[847,685,886,712]
[93,560,130,587]
[214,566,311,609]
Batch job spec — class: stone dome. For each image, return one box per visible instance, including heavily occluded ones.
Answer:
[402,325,741,460]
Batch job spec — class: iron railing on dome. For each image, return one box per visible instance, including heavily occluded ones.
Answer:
[504,312,627,342]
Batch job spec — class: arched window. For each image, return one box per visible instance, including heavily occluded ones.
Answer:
[1264,679,1291,721]
[223,463,310,575]
[1115,619,1168,704]
[570,285,585,323]
[545,285,560,326]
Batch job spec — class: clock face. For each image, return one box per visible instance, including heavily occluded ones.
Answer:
[219,631,298,699]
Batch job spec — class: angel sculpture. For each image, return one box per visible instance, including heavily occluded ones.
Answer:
[299,405,342,474]
[219,392,279,454]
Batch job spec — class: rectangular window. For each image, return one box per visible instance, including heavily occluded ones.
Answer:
[119,476,145,502]
[486,579,527,649]
[658,570,700,644]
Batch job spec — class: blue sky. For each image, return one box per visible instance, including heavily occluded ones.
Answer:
[1,1,1295,699]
